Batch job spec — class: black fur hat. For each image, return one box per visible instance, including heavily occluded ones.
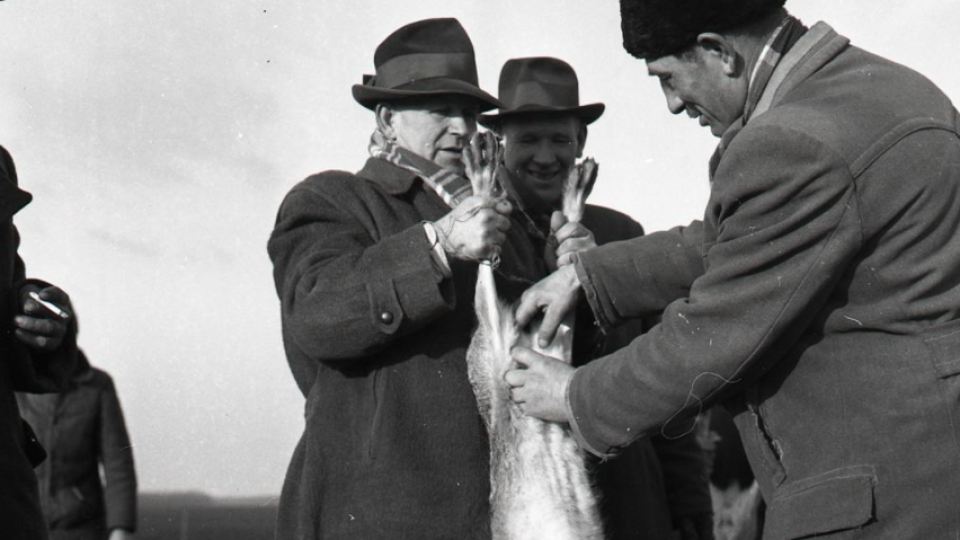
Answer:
[620,0,788,59]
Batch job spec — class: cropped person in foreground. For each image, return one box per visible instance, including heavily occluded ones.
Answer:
[1,144,78,540]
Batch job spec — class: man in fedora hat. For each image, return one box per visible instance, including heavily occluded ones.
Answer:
[506,0,960,538]
[480,57,714,540]
[268,18,550,539]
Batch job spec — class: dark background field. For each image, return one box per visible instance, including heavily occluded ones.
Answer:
[138,492,277,540]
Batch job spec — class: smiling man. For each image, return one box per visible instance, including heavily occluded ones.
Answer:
[268,18,553,540]
[481,57,714,540]
[505,0,960,538]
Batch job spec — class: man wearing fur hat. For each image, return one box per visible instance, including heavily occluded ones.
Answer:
[268,18,550,539]
[480,56,714,540]
[508,1,960,538]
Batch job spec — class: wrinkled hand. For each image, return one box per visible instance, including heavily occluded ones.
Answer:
[546,211,596,271]
[15,285,71,352]
[504,346,575,422]
[433,196,512,261]
[515,265,581,347]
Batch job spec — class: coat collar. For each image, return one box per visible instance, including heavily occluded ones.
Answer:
[752,22,850,119]
[711,22,850,178]
[356,157,420,195]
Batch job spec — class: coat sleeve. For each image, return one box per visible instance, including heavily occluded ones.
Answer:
[268,176,456,364]
[568,124,863,458]
[575,221,705,329]
[99,373,137,532]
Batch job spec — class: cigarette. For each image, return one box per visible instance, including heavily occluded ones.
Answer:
[27,291,70,320]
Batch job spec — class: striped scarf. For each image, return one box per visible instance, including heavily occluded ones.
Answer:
[710,15,805,177]
[368,130,472,208]
[743,15,804,122]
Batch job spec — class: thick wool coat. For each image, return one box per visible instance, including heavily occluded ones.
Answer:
[0,145,78,540]
[569,23,960,539]
[268,157,545,540]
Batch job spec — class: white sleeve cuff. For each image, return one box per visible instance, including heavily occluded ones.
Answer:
[423,222,452,279]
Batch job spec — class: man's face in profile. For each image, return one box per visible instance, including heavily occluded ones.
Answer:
[501,113,585,208]
[646,45,747,137]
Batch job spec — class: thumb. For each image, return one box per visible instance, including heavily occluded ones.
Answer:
[550,210,567,234]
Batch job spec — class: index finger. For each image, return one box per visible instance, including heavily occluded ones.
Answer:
[514,292,543,330]
[537,302,568,348]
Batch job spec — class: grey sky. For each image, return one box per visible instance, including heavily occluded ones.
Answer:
[1,0,957,496]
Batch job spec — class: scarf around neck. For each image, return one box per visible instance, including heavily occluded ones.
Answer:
[710,15,807,176]
[368,129,473,208]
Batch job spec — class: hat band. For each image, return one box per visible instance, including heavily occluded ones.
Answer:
[505,80,580,109]
[375,52,478,89]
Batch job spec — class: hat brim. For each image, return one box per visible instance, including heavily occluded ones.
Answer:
[352,77,503,112]
[478,103,605,127]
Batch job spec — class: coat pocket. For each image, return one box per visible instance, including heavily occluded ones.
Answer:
[764,465,876,540]
[924,318,960,379]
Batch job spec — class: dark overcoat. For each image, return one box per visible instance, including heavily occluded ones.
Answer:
[567,23,960,539]
[17,351,137,539]
[268,157,545,539]
[0,145,78,540]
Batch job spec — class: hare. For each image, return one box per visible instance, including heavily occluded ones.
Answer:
[463,132,603,540]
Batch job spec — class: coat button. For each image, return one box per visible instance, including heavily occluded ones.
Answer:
[380,311,394,324]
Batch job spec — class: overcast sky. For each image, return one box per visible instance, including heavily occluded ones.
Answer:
[1,0,957,497]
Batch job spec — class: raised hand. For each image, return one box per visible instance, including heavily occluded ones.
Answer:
[432,132,512,262]
[547,211,597,271]
[15,285,71,352]
[463,131,500,199]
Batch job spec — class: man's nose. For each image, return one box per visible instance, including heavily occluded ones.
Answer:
[447,114,475,137]
[533,142,555,165]
[664,91,685,115]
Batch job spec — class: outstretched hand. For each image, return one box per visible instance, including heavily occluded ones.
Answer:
[515,264,582,348]
[504,345,575,423]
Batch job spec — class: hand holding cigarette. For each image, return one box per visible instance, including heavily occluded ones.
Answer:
[15,285,72,352]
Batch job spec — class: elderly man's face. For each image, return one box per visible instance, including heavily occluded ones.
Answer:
[646,47,747,137]
[385,96,480,175]
[501,113,585,208]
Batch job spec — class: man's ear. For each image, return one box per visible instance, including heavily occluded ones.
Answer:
[696,32,741,77]
[375,103,397,140]
[576,123,588,158]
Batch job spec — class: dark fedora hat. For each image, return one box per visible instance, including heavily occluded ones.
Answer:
[479,57,605,126]
[352,18,501,111]
[620,0,788,59]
